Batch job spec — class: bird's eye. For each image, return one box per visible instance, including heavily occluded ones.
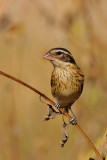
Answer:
[56,51,62,55]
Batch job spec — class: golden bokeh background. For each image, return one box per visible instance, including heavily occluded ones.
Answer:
[0,0,107,160]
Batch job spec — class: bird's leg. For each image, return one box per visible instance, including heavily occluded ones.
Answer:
[69,108,77,125]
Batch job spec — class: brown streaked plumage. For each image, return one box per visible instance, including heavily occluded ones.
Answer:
[44,48,84,124]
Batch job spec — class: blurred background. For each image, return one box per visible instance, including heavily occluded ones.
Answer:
[0,0,107,160]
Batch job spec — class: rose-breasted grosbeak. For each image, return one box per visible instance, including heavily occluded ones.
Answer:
[44,48,84,124]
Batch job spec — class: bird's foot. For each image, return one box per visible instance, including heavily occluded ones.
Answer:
[69,108,77,125]
[69,118,77,125]
[55,104,62,114]
[55,104,60,110]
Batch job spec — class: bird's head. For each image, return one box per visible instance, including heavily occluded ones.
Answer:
[43,48,76,67]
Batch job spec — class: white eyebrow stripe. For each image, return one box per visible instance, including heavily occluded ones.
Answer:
[54,49,71,56]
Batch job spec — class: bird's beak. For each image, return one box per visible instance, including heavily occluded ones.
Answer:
[43,52,55,60]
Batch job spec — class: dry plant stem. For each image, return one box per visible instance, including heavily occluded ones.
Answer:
[0,70,103,160]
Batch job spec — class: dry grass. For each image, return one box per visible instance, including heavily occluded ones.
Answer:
[0,0,107,160]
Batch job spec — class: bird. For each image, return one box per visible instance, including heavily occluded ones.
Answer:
[43,48,84,124]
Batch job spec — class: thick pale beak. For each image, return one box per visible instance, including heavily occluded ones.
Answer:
[43,52,55,60]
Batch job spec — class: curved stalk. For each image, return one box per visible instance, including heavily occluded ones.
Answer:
[0,70,103,160]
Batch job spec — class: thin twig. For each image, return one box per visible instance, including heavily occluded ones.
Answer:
[0,70,103,160]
